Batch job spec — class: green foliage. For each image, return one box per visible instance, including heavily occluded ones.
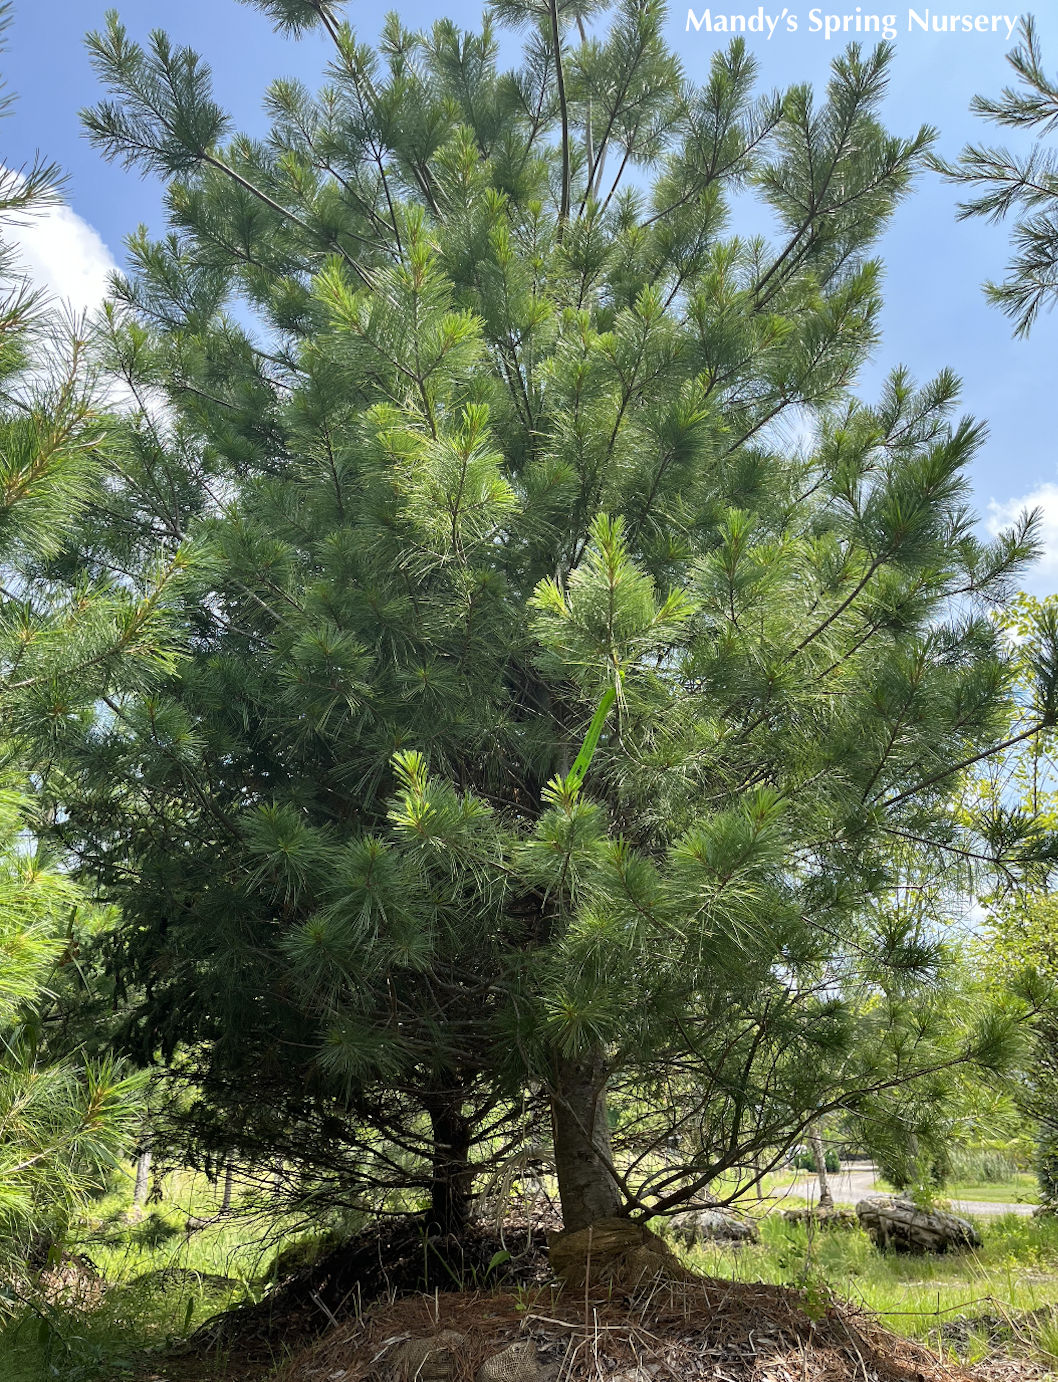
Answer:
[932,16,1058,337]
[0,1203,257,1381]
[965,594,1058,1211]
[792,1149,839,1174]
[0,31,162,1287]
[948,1144,1029,1184]
[36,0,1058,1233]
[1036,1128,1058,1206]
[0,787,141,1269]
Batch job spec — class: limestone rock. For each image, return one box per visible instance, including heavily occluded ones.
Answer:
[855,1196,981,1253]
[668,1208,761,1245]
[388,1330,466,1381]
[547,1216,697,1287]
[475,1338,540,1382]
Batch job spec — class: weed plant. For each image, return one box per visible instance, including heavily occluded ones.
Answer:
[947,1148,1028,1186]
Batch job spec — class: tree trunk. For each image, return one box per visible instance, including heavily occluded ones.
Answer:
[551,1050,622,1233]
[810,1124,833,1208]
[425,1096,474,1235]
[133,1147,152,1207]
[221,1161,234,1212]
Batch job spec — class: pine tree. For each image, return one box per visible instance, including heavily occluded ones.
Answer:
[932,15,1058,337]
[0,786,145,1277]
[0,28,193,1278]
[0,0,185,1277]
[932,12,1058,1196]
[52,0,1058,1243]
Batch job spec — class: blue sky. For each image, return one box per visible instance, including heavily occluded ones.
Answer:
[4,0,1057,589]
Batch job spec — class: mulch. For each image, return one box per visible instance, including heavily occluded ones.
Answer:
[275,1277,982,1382]
[157,1215,554,1377]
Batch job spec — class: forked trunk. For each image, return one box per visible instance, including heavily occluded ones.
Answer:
[551,1050,622,1233]
[426,1097,474,1235]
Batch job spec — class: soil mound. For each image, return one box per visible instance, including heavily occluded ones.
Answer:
[276,1278,976,1382]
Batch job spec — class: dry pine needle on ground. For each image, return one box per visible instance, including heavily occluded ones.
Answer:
[277,1276,1032,1382]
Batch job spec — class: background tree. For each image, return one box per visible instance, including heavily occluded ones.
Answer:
[47,0,1058,1248]
[933,15,1058,1209]
[0,0,186,1281]
[964,592,1058,1209]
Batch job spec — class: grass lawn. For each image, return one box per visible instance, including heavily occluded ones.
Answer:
[780,1169,1041,1206]
[678,1210,1058,1352]
[929,1179,1038,1206]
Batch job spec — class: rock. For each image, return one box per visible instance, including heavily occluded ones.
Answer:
[131,1266,239,1293]
[388,1331,466,1381]
[185,1214,219,1232]
[34,1252,104,1309]
[667,1208,760,1245]
[476,1338,541,1382]
[855,1196,981,1253]
[548,1217,697,1287]
[781,1206,858,1229]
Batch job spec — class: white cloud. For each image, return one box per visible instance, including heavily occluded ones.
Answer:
[6,200,117,316]
[987,483,1058,577]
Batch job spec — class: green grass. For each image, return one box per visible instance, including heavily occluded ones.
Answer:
[0,1166,311,1382]
[676,1210,1058,1348]
[78,1173,276,1286]
[939,1178,1039,1205]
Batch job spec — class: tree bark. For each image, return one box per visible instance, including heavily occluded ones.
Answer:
[425,1096,474,1235]
[221,1161,234,1212]
[551,1050,622,1232]
[133,1147,152,1207]
[810,1124,833,1208]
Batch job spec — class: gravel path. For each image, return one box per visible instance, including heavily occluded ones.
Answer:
[778,1164,1037,1217]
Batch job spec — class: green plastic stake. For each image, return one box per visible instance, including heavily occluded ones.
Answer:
[567,683,618,790]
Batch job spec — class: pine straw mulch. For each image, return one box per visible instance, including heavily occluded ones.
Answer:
[270,1275,1051,1382]
[151,1216,555,1379]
